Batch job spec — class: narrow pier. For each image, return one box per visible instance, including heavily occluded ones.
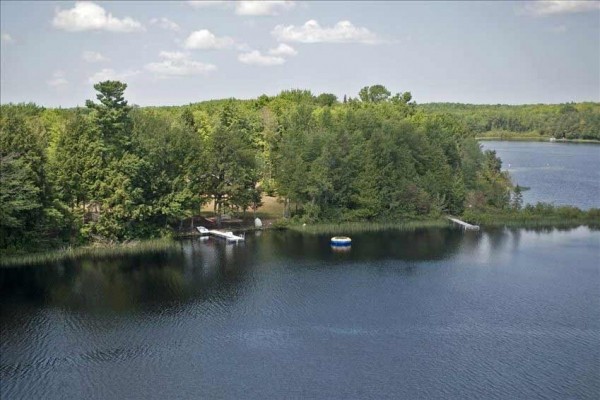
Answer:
[209,230,245,242]
[447,217,480,231]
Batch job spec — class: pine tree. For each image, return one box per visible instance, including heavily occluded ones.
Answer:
[86,80,132,160]
[512,185,524,210]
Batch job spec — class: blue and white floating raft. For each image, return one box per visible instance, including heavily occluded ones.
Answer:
[330,236,352,247]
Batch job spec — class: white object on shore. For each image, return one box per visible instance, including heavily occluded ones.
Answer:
[254,217,263,228]
[196,226,209,235]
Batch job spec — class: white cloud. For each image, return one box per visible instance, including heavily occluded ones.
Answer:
[88,68,140,84]
[187,1,229,9]
[272,20,380,44]
[53,2,145,33]
[82,51,108,63]
[183,29,235,49]
[150,17,180,32]
[145,51,217,77]
[187,1,295,16]
[235,1,295,16]
[238,43,296,66]
[47,71,69,88]
[238,50,285,66]
[1,32,14,44]
[268,43,297,56]
[522,1,600,16]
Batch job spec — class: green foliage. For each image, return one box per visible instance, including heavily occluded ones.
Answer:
[359,84,391,103]
[511,185,524,210]
[463,204,600,228]
[132,109,202,223]
[0,154,41,230]
[290,219,449,235]
[5,82,562,254]
[51,110,102,207]
[85,80,132,157]
[266,88,504,222]
[200,101,261,225]
[0,107,68,251]
[316,93,338,107]
[277,89,315,104]
[418,102,600,140]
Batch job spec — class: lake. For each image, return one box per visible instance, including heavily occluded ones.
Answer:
[1,228,599,399]
[481,141,600,210]
[2,140,599,399]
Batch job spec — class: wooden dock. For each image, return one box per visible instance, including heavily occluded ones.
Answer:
[447,217,480,231]
[209,230,245,242]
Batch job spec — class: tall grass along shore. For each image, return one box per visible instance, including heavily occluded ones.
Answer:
[1,239,178,268]
[288,219,450,235]
[463,206,600,229]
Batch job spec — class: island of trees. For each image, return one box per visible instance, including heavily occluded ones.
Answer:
[1,82,598,257]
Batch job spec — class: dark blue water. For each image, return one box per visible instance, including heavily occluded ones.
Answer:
[1,228,599,399]
[481,141,600,209]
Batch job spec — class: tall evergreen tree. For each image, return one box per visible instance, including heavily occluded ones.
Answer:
[86,81,132,160]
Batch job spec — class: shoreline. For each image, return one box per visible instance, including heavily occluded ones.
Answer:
[476,136,600,144]
[3,217,599,267]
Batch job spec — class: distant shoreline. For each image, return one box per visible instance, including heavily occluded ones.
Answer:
[476,137,600,144]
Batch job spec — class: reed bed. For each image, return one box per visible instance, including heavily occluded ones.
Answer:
[289,219,450,235]
[478,219,599,229]
[463,214,600,229]
[0,239,179,268]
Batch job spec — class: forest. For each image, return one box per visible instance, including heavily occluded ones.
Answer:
[419,102,600,140]
[1,82,596,254]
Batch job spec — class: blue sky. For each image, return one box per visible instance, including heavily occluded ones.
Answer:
[1,1,598,106]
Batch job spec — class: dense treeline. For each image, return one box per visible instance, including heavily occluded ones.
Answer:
[1,82,530,253]
[419,102,600,140]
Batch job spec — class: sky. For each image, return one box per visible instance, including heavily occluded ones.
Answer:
[1,0,599,107]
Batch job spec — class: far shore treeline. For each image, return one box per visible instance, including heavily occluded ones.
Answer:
[420,102,600,141]
[1,82,599,255]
